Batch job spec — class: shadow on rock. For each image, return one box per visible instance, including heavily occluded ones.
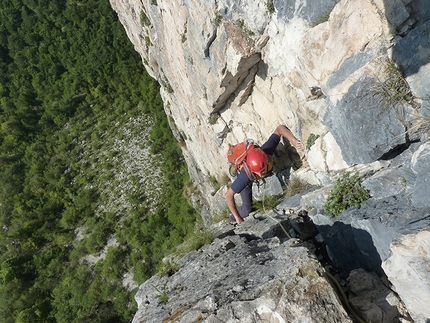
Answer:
[316,221,383,278]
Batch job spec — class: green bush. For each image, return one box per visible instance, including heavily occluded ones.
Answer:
[324,172,370,217]
[213,12,223,27]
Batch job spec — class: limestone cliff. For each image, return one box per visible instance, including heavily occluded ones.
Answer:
[110,0,430,322]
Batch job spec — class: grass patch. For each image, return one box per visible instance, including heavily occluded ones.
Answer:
[410,116,430,138]
[152,281,168,303]
[156,260,180,277]
[175,228,214,258]
[144,35,152,47]
[324,172,370,217]
[284,177,315,200]
[181,25,187,43]
[254,194,282,211]
[208,174,220,193]
[208,112,220,125]
[213,207,231,223]
[140,10,151,26]
[372,59,412,106]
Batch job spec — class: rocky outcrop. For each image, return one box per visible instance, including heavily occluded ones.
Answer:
[132,219,354,323]
[110,0,430,322]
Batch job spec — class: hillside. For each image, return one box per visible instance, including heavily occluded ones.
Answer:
[0,1,197,322]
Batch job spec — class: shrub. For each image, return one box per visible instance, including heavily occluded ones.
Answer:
[324,172,370,217]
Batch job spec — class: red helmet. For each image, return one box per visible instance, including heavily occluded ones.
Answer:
[246,148,268,173]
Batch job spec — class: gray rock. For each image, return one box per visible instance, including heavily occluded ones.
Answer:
[312,193,430,277]
[252,175,284,201]
[382,230,430,323]
[347,269,411,323]
[392,21,430,114]
[132,223,352,323]
[274,0,340,24]
[324,77,406,165]
[411,143,430,207]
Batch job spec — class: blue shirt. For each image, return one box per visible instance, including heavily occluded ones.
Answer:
[230,133,280,193]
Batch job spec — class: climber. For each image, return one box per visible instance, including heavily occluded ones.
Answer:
[225,124,305,224]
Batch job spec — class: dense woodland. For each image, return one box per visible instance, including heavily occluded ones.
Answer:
[0,0,199,322]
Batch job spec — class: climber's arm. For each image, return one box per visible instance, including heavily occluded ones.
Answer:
[274,125,305,152]
[224,187,244,224]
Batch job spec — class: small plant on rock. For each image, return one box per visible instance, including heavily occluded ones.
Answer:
[324,172,370,217]
[254,194,281,211]
[265,0,275,15]
[140,11,151,26]
[372,59,413,106]
[152,281,169,303]
[284,177,315,200]
[306,133,320,150]
[157,260,180,277]
[213,12,223,27]
[175,227,213,257]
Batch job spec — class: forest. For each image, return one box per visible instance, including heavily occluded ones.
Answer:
[0,0,201,322]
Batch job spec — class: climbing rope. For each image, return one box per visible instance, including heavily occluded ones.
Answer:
[324,271,366,323]
[260,185,291,239]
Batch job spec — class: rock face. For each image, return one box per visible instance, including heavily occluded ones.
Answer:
[109,0,430,322]
[110,0,430,213]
